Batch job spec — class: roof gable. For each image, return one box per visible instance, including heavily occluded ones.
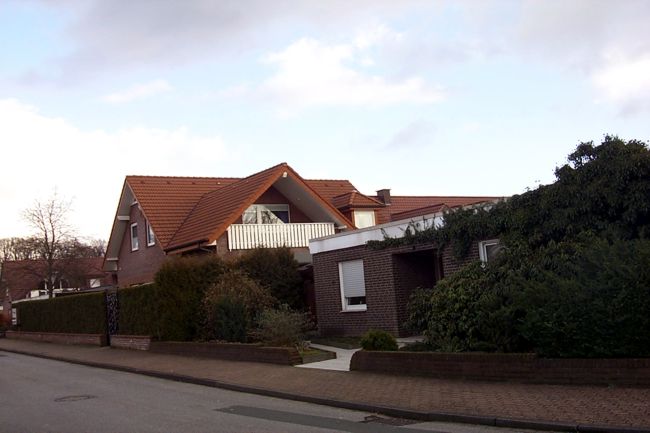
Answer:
[166,163,354,251]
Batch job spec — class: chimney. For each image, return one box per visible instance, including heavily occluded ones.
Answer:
[376,189,391,205]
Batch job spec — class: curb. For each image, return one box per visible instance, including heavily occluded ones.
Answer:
[2,347,649,433]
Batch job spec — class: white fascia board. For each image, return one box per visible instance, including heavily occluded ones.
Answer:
[309,213,444,255]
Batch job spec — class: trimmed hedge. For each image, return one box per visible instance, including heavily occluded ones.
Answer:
[118,284,157,336]
[15,292,107,334]
[153,255,228,341]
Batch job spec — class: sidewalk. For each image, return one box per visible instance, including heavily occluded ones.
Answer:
[1,338,649,432]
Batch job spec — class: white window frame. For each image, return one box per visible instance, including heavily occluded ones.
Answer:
[479,239,501,263]
[243,204,290,224]
[338,259,367,312]
[146,220,156,247]
[353,210,376,229]
[130,223,139,251]
[88,278,101,288]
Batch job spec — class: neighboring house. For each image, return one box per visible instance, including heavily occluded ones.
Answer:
[0,257,112,321]
[103,161,499,288]
[309,202,503,337]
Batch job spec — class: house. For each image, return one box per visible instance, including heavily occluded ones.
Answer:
[0,257,111,321]
[103,162,497,288]
[104,163,355,287]
[309,201,502,337]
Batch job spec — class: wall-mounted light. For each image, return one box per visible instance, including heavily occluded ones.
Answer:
[282,171,288,178]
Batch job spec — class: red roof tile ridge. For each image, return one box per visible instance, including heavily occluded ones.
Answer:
[390,194,502,199]
[125,174,241,181]
[305,178,354,183]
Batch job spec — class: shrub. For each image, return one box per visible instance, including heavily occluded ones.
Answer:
[253,304,313,347]
[515,237,650,357]
[153,255,228,341]
[201,269,274,342]
[14,292,107,334]
[118,284,157,336]
[207,296,248,342]
[360,329,398,351]
[236,248,304,309]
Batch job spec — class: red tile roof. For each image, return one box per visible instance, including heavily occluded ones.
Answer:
[166,163,355,251]
[0,258,107,302]
[390,203,450,221]
[383,195,500,216]
[112,164,501,255]
[126,176,239,247]
[331,191,383,210]
[303,179,358,202]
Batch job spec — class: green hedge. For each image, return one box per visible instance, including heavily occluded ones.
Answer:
[152,255,228,341]
[15,292,107,334]
[117,284,158,336]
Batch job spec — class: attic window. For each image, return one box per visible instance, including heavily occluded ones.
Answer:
[130,223,139,251]
[354,210,375,229]
[243,204,290,224]
[146,220,155,246]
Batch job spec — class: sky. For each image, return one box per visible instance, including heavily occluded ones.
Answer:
[1,0,649,241]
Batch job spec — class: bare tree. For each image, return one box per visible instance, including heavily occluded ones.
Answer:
[22,194,73,298]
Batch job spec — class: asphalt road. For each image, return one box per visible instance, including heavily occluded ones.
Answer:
[0,352,548,433]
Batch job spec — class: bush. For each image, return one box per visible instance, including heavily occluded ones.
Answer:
[207,297,248,342]
[153,255,228,341]
[15,292,107,334]
[409,237,650,357]
[237,248,304,309]
[515,237,650,357]
[201,269,274,342]
[118,284,157,336]
[252,304,313,347]
[360,329,398,351]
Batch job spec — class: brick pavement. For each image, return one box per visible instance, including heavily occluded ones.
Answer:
[1,339,649,431]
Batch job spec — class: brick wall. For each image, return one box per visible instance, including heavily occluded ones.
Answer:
[350,350,650,386]
[313,241,481,337]
[110,334,152,351]
[6,330,107,346]
[116,204,167,287]
[149,341,302,365]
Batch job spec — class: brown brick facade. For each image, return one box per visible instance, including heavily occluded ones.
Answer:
[313,241,480,337]
[116,204,168,287]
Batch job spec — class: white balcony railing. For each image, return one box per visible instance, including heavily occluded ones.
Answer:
[227,223,336,250]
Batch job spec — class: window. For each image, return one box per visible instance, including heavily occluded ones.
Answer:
[354,210,375,229]
[242,204,290,224]
[130,223,139,251]
[479,239,502,263]
[146,220,155,246]
[89,278,101,288]
[338,259,367,311]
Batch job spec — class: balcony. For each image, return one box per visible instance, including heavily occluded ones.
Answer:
[227,223,336,250]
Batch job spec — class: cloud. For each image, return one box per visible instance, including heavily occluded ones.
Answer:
[38,0,428,77]
[511,0,650,112]
[386,120,436,149]
[102,79,172,103]
[0,98,227,239]
[592,55,650,113]
[251,36,444,112]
